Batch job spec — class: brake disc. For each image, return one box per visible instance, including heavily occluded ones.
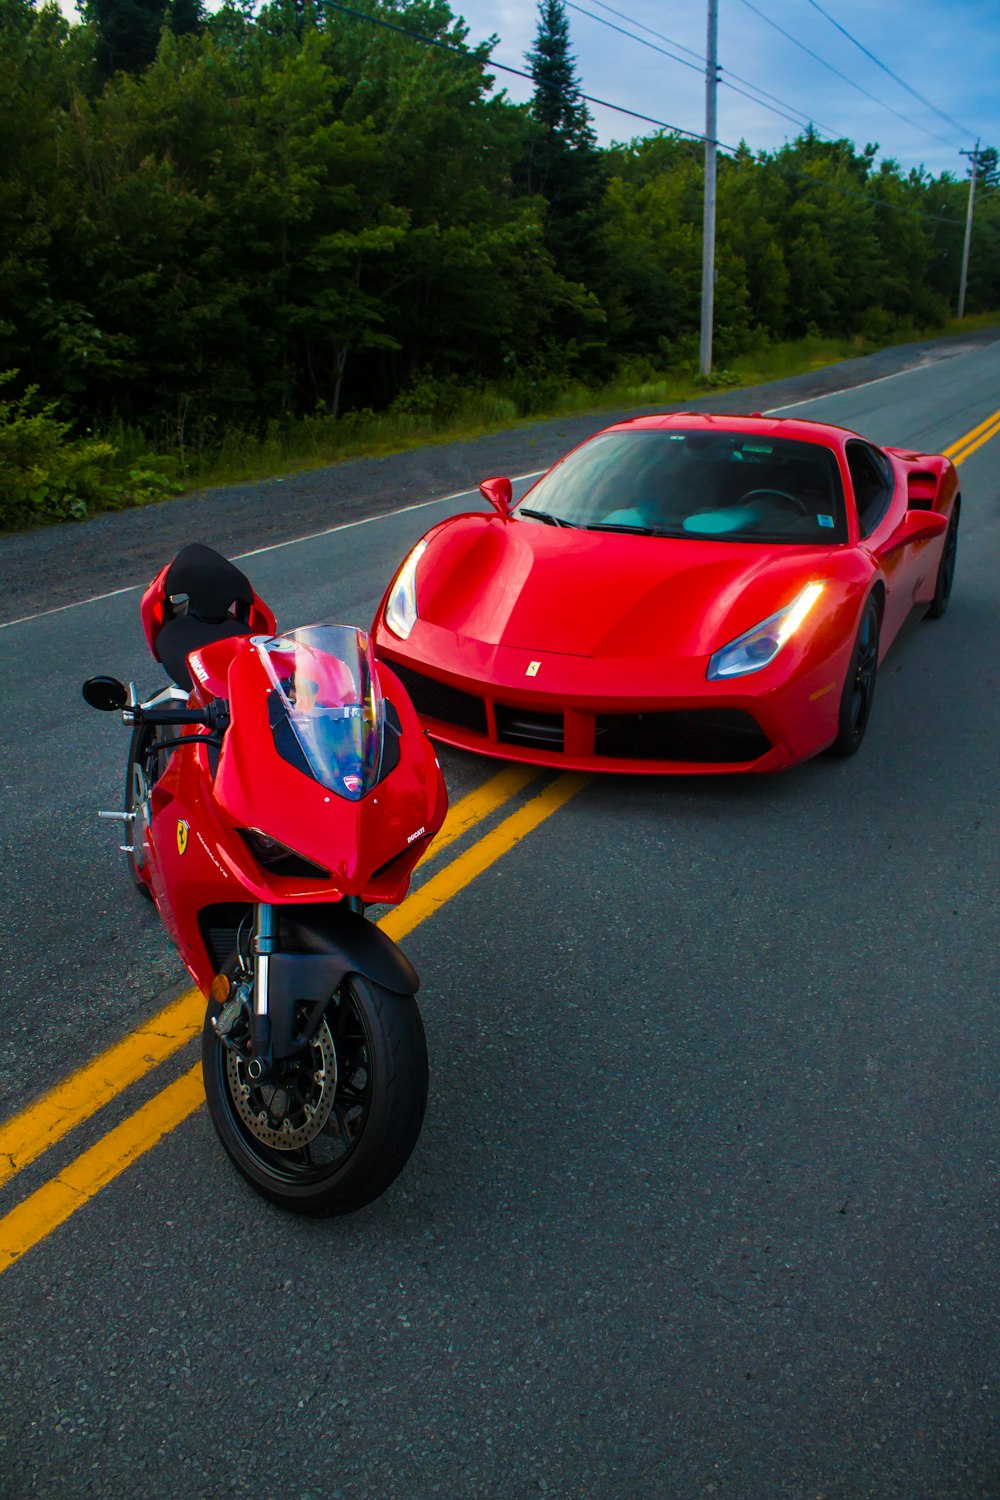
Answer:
[226,1016,338,1150]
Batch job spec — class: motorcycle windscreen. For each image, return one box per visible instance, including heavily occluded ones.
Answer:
[256,625,385,801]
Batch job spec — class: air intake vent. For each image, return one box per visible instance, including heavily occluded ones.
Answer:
[384,661,488,735]
[594,710,770,763]
[495,705,564,750]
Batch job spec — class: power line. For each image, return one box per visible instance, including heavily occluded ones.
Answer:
[565,0,842,139]
[584,0,705,67]
[564,1,704,81]
[803,0,974,142]
[569,0,846,140]
[320,0,737,147]
[738,0,961,154]
[316,0,982,234]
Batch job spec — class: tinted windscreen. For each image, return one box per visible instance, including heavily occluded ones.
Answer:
[517,429,847,544]
[256,625,384,801]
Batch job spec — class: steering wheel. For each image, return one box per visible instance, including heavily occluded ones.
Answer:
[738,488,810,516]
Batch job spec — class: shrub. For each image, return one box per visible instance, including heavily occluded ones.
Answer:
[0,372,117,528]
[0,373,183,530]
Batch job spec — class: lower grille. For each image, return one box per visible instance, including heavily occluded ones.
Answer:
[594,709,771,763]
[495,705,564,751]
[384,661,488,735]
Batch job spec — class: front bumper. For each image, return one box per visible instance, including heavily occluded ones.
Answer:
[374,627,842,775]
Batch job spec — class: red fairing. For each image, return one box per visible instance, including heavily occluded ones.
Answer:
[138,634,446,994]
[372,412,959,774]
[140,562,171,659]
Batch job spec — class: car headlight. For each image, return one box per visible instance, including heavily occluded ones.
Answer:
[707,583,825,680]
[384,539,428,640]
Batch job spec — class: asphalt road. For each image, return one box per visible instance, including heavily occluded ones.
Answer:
[0,336,998,1499]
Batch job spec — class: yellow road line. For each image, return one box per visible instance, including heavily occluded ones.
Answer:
[0,1064,204,1273]
[422,764,539,859]
[943,406,1000,463]
[0,765,536,1191]
[380,773,590,942]
[0,992,202,1190]
[0,772,589,1274]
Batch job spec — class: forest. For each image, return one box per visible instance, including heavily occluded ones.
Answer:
[1,0,998,527]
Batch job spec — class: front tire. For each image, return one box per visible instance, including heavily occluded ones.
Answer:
[828,596,880,758]
[202,973,428,1216]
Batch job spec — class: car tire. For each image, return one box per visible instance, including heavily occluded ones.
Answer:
[828,596,880,758]
[925,502,959,620]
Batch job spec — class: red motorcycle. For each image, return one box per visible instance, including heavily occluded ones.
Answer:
[83,544,447,1215]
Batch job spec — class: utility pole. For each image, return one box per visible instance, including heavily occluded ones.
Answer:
[699,0,719,377]
[957,139,980,320]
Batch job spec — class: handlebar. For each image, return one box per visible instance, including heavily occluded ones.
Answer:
[128,701,230,731]
[134,707,209,724]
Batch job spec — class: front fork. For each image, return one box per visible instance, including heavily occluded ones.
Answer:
[247,902,277,1082]
[223,897,367,1079]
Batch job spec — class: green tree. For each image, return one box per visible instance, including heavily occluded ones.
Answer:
[168,0,204,39]
[519,0,607,372]
[82,0,168,74]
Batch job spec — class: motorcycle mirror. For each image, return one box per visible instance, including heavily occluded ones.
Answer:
[82,675,128,711]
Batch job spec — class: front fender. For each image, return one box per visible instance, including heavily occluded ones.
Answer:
[266,906,420,1059]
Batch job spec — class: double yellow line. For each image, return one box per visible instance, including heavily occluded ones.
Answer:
[0,766,588,1274]
[944,406,1000,466]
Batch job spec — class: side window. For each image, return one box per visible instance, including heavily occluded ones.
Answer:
[846,441,893,537]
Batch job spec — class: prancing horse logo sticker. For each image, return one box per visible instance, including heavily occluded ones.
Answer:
[526,661,541,677]
[176,820,189,856]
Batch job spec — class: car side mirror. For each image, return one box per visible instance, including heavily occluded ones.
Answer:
[878,509,948,556]
[479,476,513,518]
[82,675,128,711]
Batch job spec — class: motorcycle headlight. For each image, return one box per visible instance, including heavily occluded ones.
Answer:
[238,828,330,880]
[384,539,428,640]
[707,583,825,680]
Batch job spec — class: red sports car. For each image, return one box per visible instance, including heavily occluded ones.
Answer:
[370,413,960,774]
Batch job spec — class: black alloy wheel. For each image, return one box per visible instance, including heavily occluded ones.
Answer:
[202,972,428,1216]
[926,503,959,619]
[829,596,880,758]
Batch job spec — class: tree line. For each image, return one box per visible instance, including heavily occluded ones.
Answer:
[1,0,998,522]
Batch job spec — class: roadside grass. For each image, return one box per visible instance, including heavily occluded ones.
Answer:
[164,315,1000,495]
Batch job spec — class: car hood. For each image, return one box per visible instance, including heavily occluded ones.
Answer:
[417,517,833,658]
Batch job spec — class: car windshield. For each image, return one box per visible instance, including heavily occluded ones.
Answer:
[515,429,848,544]
[256,625,384,801]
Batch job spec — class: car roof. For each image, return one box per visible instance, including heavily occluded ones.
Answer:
[600,412,857,445]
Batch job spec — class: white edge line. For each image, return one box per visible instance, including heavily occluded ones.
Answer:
[0,471,546,630]
[0,584,139,630]
[762,358,933,414]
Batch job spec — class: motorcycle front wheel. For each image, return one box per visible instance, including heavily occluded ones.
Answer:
[202,973,428,1216]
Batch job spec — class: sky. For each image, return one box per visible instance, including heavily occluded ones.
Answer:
[448,0,1000,179]
[52,0,999,180]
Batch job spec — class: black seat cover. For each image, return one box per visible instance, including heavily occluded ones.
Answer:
[155,544,256,691]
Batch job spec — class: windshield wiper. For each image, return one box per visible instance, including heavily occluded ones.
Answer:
[518,508,576,528]
[586,522,687,538]
[585,521,657,536]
